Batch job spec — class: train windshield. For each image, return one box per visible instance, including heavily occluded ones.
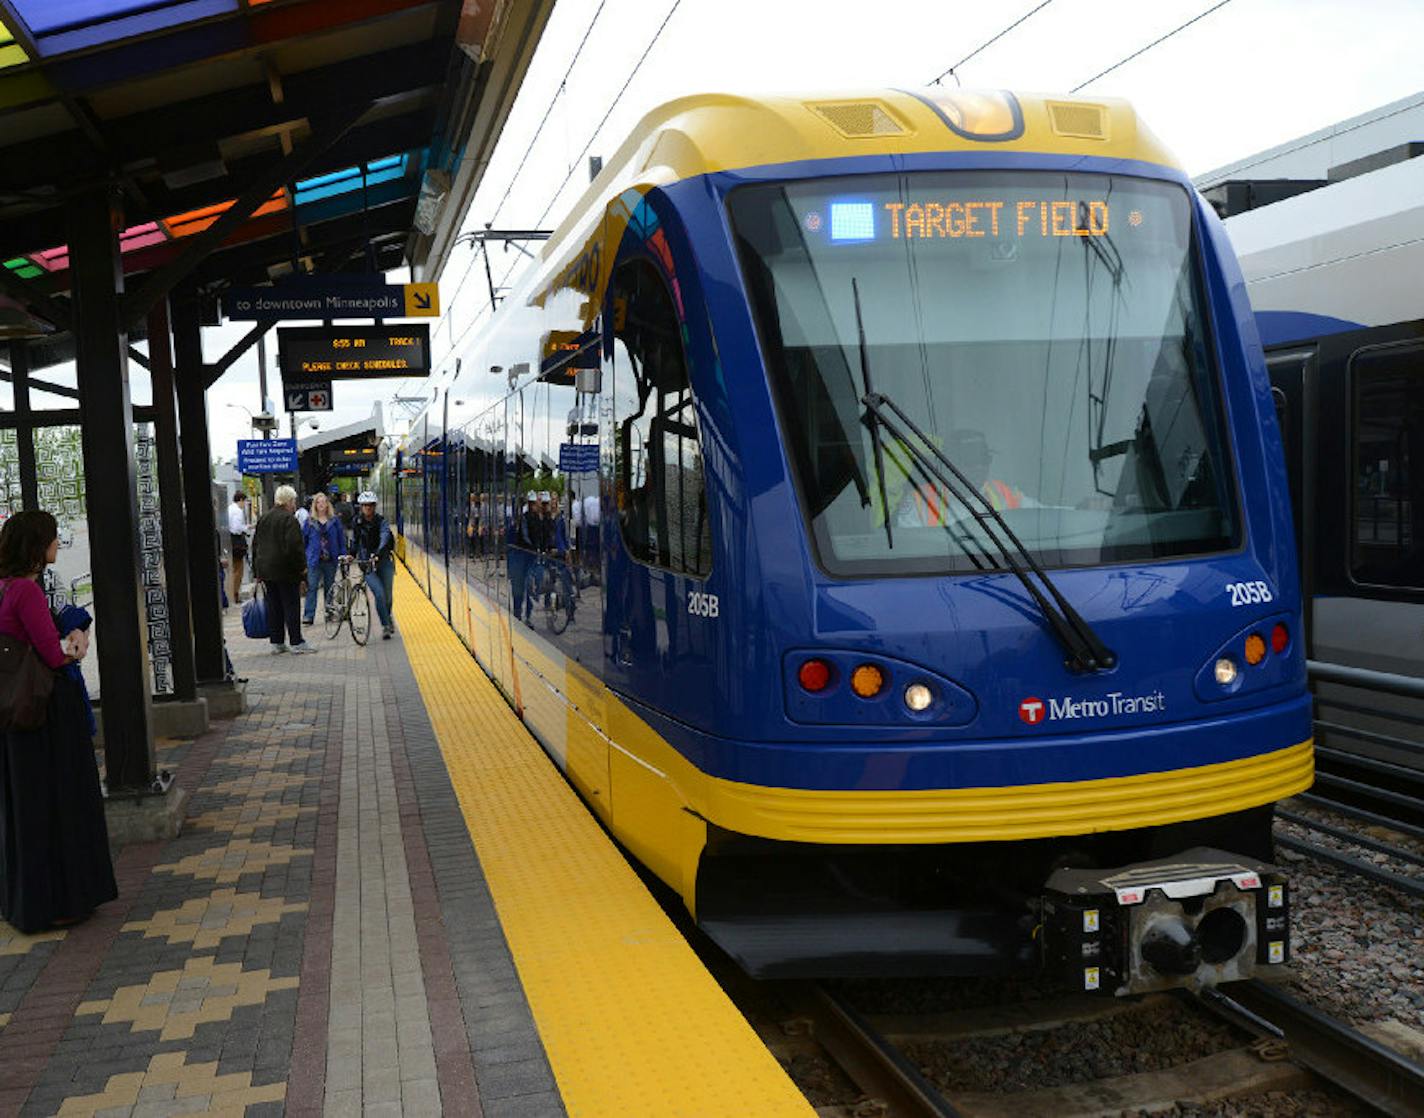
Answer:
[728,171,1239,576]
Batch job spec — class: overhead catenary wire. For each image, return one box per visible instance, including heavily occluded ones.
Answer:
[486,0,612,228]
[532,0,684,228]
[926,1,1054,86]
[442,0,685,362]
[1070,0,1234,93]
[421,0,617,407]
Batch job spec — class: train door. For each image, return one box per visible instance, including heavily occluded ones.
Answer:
[603,255,716,720]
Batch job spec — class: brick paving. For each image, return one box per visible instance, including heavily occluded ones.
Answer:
[0,590,560,1116]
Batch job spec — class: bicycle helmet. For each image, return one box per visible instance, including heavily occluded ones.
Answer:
[357,491,377,505]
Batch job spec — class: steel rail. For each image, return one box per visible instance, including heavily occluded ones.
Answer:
[1277,808,1424,866]
[1297,792,1424,842]
[1312,770,1424,815]
[1274,832,1424,899]
[1220,981,1424,1117]
[792,984,964,1118]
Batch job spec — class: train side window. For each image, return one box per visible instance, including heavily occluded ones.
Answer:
[610,258,712,575]
[1350,344,1424,589]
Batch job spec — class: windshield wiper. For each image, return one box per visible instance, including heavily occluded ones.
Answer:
[860,389,1118,675]
[852,276,894,551]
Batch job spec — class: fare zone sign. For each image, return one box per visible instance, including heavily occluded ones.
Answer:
[277,325,432,381]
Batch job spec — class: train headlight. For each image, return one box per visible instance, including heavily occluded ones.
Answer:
[903,683,933,712]
[851,664,885,698]
[1214,657,1238,686]
[1244,633,1266,666]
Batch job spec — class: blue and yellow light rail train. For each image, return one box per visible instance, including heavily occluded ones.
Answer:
[384,89,1312,994]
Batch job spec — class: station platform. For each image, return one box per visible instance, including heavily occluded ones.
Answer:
[0,567,813,1117]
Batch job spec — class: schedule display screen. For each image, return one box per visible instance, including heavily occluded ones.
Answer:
[278,325,431,379]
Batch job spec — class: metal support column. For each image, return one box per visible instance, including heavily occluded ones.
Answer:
[172,288,227,686]
[68,187,155,793]
[7,340,38,510]
[148,299,197,702]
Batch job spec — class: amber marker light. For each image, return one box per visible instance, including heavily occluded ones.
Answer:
[851,664,886,698]
[798,659,832,693]
[1271,623,1290,654]
[1244,633,1267,666]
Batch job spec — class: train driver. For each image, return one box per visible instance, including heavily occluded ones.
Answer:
[893,428,1029,528]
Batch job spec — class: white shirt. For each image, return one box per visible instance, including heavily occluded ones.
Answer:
[227,501,248,537]
[582,493,600,527]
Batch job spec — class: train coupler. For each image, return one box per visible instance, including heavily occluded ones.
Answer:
[1039,846,1289,996]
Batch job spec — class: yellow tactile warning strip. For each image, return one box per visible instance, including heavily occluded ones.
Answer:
[394,566,816,1118]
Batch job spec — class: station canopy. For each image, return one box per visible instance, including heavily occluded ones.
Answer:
[0,0,554,362]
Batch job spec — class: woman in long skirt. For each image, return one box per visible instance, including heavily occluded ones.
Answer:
[0,510,116,933]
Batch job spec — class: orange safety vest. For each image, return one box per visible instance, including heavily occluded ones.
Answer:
[911,480,1020,524]
[983,479,1022,510]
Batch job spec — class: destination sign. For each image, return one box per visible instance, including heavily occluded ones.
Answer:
[278,325,431,380]
[821,198,1117,243]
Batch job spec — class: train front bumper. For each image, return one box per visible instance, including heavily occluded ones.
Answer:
[1039,846,1290,996]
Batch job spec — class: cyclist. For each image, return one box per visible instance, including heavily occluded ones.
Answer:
[547,492,576,621]
[352,491,396,640]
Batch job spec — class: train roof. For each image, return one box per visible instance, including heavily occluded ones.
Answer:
[544,89,1180,247]
[427,90,1182,413]
[1224,157,1424,339]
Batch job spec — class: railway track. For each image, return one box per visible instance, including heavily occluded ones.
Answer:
[768,980,1424,1117]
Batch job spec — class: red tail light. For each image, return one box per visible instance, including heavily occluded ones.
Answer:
[798,658,832,692]
[1271,623,1290,654]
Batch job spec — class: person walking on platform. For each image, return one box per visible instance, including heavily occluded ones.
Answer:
[353,491,397,640]
[0,510,117,933]
[252,485,316,655]
[334,490,355,537]
[302,492,346,626]
[227,490,250,603]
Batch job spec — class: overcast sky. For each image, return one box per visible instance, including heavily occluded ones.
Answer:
[113,0,1424,459]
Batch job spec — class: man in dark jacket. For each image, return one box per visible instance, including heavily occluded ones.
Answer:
[251,485,316,654]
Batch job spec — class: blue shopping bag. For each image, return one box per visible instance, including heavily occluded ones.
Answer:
[241,585,268,639]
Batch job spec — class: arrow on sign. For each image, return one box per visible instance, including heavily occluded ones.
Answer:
[287,390,306,410]
[413,291,431,311]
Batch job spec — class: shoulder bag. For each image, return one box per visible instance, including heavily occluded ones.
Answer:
[242,581,269,640]
[0,579,56,732]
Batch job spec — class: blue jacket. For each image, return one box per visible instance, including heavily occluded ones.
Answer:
[303,516,347,568]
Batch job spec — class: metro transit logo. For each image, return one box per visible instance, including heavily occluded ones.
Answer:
[1017,690,1167,725]
[1018,697,1046,724]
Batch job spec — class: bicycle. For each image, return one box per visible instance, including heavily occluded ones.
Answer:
[325,556,373,645]
[523,552,575,635]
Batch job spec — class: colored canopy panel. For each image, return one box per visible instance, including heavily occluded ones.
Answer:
[294,155,409,207]
[0,21,28,70]
[9,0,238,55]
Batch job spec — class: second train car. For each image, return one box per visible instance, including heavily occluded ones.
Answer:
[388,89,1312,994]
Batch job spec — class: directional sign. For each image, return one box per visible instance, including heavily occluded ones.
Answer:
[279,325,431,380]
[285,382,333,412]
[404,283,439,317]
[224,282,441,321]
[558,443,600,473]
[237,438,298,474]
